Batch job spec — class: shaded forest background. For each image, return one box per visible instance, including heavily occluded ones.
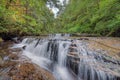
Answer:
[0,0,120,37]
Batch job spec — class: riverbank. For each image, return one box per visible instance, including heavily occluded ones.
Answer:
[87,37,120,60]
[0,41,55,80]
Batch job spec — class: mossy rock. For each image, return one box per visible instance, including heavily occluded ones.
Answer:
[0,38,3,42]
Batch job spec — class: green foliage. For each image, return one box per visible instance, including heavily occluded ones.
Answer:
[0,0,120,36]
[59,0,120,36]
[0,0,55,35]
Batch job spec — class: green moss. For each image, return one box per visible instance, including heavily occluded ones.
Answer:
[0,38,3,42]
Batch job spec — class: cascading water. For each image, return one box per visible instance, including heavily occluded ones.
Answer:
[75,40,120,80]
[46,0,69,18]
[14,34,120,80]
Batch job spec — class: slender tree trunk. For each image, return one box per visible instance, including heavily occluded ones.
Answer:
[25,0,29,15]
[6,0,12,9]
[97,0,100,9]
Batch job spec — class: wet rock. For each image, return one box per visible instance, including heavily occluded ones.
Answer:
[22,46,26,50]
[12,37,23,43]
[8,54,18,60]
[0,75,11,80]
[71,33,99,37]
[69,52,78,56]
[0,50,7,56]
[47,41,58,62]
[117,52,120,57]
[34,39,40,47]
[67,56,79,75]
[9,62,55,80]
[67,52,80,75]
[17,63,35,77]
[103,57,117,64]
[0,33,18,41]
[66,42,80,75]
[78,38,89,40]
[0,38,3,42]
[9,63,39,80]
[0,41,55,80]
[70,44,77,47]
[69,46,78,52]
[0,56,3,65]
[10,48,22,52]
[1,61,17,68]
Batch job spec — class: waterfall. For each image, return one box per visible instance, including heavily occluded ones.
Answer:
[46,0,69,18]
[14,34,120,80]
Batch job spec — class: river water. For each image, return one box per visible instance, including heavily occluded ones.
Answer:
[46,0,69,18]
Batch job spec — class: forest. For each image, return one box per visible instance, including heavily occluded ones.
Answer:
[0,0,120,80]
[0,0,120,37]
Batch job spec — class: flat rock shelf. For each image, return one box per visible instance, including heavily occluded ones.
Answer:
[0,35,120,80]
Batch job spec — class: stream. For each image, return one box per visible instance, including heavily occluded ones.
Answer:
[12,34,120,80]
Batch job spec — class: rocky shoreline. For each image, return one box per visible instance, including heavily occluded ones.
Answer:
[0,41,55,80]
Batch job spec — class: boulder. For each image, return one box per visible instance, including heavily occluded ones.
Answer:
[9,62,55,80]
